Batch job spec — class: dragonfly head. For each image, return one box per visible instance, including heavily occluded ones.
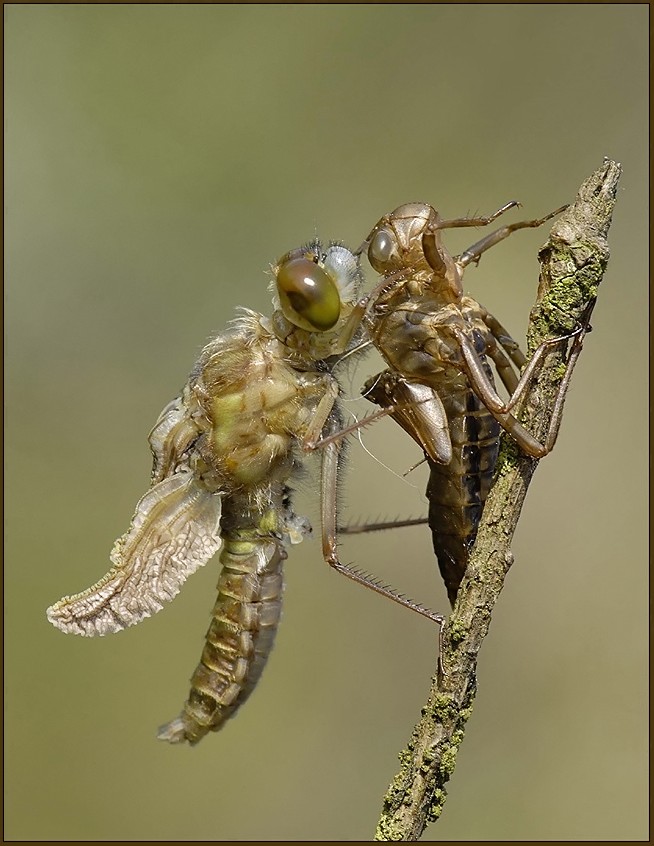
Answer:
[271,241,361,337]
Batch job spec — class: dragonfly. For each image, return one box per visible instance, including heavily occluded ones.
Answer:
[46,239,441,746]
[345,200,591,607]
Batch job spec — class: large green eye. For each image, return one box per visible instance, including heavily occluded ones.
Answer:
[368,227,399,272]
[276,256,341,332]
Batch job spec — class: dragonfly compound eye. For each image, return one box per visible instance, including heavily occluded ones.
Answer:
[368,227,400,272]
[276,256,341,332]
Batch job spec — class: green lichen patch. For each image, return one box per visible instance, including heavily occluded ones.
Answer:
[549,360,568,383]
[494,437,521,479]
[451,729,465,746]
[448,619,469,644]
[425,788,447,823]
[430,693,457,722]
[439,744,458,777]
[397,748,413,769]
[421,742,438,765]
[458,704,474,724]
[375,817,406,841]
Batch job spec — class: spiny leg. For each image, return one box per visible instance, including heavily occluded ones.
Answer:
[304,404,400,452]
[334,374,442,539]
[307,411,431,563]
[309,372,452,535]
[305,371,438,552]
[339,517,429,535]
[317,416,444,628]
[295,375,443,626]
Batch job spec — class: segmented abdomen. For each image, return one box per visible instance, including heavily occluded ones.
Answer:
[427,382,500,606]
[157,498,286,745]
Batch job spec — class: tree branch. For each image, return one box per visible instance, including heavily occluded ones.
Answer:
[374,160,621,842]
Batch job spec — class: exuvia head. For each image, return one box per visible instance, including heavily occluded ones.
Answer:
[363,202,463,301]
[366,203,434,274]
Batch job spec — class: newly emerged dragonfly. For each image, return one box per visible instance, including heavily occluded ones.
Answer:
[350,201,590,606]
[46,239,439,745]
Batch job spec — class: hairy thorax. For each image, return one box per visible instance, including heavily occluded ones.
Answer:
[188,315,328,490]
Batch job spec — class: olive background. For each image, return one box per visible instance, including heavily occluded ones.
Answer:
[5,5,647,841]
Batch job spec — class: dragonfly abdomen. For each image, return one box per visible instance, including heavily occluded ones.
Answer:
[157,498,286,746]
[427,386,500,606]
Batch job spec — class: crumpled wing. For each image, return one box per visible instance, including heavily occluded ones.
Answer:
[46,472,222,637]
[148,393,200,484]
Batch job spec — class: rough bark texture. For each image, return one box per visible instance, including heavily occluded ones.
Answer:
[374,160,621,842]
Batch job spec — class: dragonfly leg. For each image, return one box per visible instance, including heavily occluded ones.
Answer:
[434,200,522,230]
[299,374,394,454]
[479,308,527,370]
[467,321,582,416]
[304,404,399,452]
[319,420,444,627]
[483,333,520,395]
[453,312,591,457]
[339,517,429,535]
[455,205,568,270]
[461,303,529,395]
[476,309,552,408]
[276,371,446,634]
[307,370,453,463]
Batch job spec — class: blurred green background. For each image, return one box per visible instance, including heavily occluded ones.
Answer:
[5,5,647,841]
